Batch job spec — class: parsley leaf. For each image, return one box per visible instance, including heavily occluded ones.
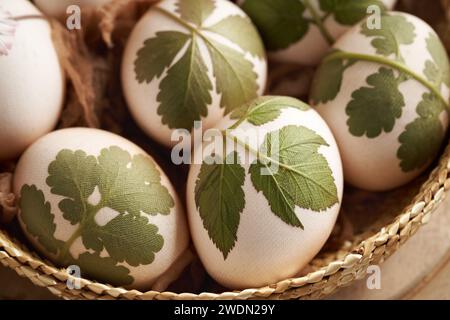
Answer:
[398,93,446,172]
[346,67,405,138]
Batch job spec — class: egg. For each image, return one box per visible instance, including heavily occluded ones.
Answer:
[122,0,267,147]
[0,0,64,161]
[186,96,343,289]
[14,128,189,290]
[33,0,111,18]
[310,12,450,191]
[239,0,397,66]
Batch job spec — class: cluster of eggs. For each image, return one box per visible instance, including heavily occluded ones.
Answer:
[1,0,448,290]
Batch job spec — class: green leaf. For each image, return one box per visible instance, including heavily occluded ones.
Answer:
[207,15,265,58]
[231,96,309,126]
[134,4,262,130]
[97,146,174,217]
[157,36,213,130]
[205,37,259,114]
[361,14,416,58]
[45,146,173,267]
[135,31,190,84]
[346,67,405,138]
[195,152,246,259]
[75,252,133,287]
[398,92,446,172]
[250,125,339,227]
[176,0,215,26]
[19,185,65,255]
[82,214,164,267]
[319,0,386,25]
[46,150,99,225]
[424,32,450,88]
[241,0,308,51]
[310,53,355,104]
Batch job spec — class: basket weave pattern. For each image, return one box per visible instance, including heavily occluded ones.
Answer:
[1,143,449,300]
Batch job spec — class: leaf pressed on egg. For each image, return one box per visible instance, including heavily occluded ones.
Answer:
[19,185,64,255]
[46,149,99,225]
[423,32,450,88]
[157,36,213,130]
[75,252,134,287]
[194,112,339,259]
[346,67,405,138]
[81,214,164,267]
[319,0,386,25]
[310,53,356,105]
[96,146,174,217]
[176,0,215,26]
[47,147,172,266]
[134,31,190,84]
[398,92,446,172]
[195,152,246,259]
[249,125,339,227]
[134,0,261,130]
[206,15,265,59]
[361,14,416,59]
[204,37,259,115]
[241,0,309,51]
[231,96,310,126]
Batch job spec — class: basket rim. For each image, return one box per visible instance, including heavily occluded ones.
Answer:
[1,139,449,300]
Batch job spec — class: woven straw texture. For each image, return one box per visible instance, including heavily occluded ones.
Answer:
[1,0,450,300]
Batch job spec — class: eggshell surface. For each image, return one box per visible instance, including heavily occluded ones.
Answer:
[187,97,343,289]
[0,0,64,160]
[14,128,189,290]
[310,12,450,191]
[122,0,267,147]
[239,0,397,66]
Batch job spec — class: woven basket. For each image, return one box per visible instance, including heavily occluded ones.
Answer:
[1,0,450,300]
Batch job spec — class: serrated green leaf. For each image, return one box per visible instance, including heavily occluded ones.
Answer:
[157,36,213,130]
[134,31,190,83]
[46,150,99,225]
[250,125,339,226]
[97,146,174,217]
[319,0,386,25]
[346,67,405,138]
[19,185,64,255]
[44,146,172,268]
[176,0,215,26]
[241,0,308,51]
[195,152,246,259]
[231,96,309,126]
[75,252,133,287]
[207,15,265,58]
[424,32,450,88]
[205,37,259,114]
[82,214,164,267]
[361,14,416,58]
[134,2,261,130]
[311,53,355,104]
[398,92,446,172]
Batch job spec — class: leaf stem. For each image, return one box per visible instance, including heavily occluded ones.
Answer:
[303,0,334,45]
[324,50,450,110]
[57,227,82,264]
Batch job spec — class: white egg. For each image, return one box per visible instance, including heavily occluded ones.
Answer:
[122,0,267,147]
[34,0,111,18]
[310,12,450,191]
[239,0,397,66]
[186,96,343,289]
[14,128,189,290]
[0,0,64,160]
